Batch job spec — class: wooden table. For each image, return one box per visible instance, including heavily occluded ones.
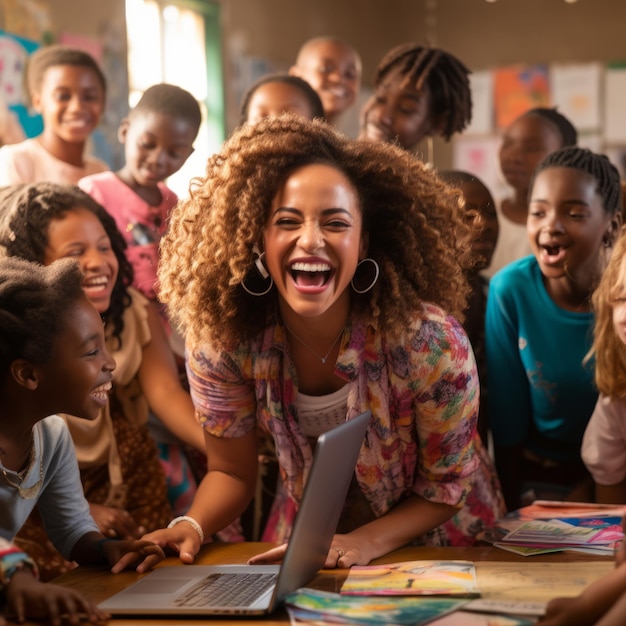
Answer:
[6,543,615,625]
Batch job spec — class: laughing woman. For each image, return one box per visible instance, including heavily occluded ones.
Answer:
[144,115,504,567]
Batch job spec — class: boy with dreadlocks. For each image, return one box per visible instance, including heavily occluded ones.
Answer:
[359,43,471,160]
[486,147,622,511]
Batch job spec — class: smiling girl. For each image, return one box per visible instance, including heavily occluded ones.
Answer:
[0,45,108,186]
[486,147,622,511]
[0,256,164,623]
[0,183,206,580]
[143,115,504,568]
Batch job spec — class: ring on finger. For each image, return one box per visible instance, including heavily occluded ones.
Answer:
[335,547,345,558]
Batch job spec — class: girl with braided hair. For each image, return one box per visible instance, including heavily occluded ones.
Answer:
[359,43,471,157]
[143,115,504,567]
[486,107,578,277]
[486,146,622,511]
[0,257,164,624]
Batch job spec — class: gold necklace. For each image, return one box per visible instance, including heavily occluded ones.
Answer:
[283,320,347,364]
[1,425,44,500]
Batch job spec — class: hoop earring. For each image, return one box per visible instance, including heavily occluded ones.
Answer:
[351,258,380,294]
[241,245,274,296]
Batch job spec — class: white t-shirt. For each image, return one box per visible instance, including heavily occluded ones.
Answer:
[581,394,626,486]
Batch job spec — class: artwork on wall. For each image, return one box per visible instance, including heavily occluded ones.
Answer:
[550,63,602,132]
[493,64,550,130]
[0,30,42,138]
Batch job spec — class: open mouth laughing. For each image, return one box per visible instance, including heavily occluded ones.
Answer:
[290,261,334,290]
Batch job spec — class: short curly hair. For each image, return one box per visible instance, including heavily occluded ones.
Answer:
[0,256,84,377]
[158,115,471,350]
[0,183,133,346]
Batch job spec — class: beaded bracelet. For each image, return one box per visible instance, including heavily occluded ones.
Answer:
[167,515,205,543]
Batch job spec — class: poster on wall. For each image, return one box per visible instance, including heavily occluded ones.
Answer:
[0,30,42,138]
[493,64,550,130]
[550,63,602,132]
[464,70,494,136]
[604,65,626,144]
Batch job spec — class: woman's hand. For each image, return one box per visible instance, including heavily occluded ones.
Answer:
[89,502,144,539]
[142,524,202,565]
[103,538,165,574]
[5,570,109,625]
[246,534,374,569]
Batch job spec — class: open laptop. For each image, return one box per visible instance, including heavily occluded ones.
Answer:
[98,410,371,617]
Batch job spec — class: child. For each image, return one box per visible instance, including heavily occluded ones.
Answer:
[359,43,471,159]
[239,73,325,125]
[485,147,622,511]
[289,36,361,126]
[78,85,202,516]
[581,228,626,503]
[0,256,165,622]
[486,107,578,277]
[439,170,499,446]
[78,83,200,305]
[0,45,108,185]
[0,183,208,580]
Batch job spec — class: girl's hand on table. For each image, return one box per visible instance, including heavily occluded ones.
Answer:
[5,570,109,625]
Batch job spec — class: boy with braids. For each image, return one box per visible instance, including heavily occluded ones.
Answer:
[486,147,622,511]
[359,43,471,157]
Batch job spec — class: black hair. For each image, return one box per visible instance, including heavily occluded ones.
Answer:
[130,83,202,133]
[239,73,326,125]
[531,147,622,215]
[0,183,133,346]
[523,107,578,147]
[0,256,84,376]
[373,44,471,140]
[438,170,484,187]
[26,44,106,100]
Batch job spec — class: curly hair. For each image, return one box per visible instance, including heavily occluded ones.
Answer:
[0,183,133,346]
[158,115,471,350]
[589,227,626,397]
[372,43,472,141]
[0,256,84,377]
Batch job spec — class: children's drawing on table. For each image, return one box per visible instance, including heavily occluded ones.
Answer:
[340,560,479,596]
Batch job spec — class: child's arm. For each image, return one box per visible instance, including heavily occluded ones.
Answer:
[537,562,626,626]
[5,570,108,626]
[595,479,626,504]
[69,531,165,574]
[0,541,106,625]
[138,302,206,452]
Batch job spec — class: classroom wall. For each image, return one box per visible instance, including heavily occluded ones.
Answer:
[2,0,625,169]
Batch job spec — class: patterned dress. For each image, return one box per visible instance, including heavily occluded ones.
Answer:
[187,302,505,545]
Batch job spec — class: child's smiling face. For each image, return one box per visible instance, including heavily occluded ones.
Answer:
[32,64,105,145]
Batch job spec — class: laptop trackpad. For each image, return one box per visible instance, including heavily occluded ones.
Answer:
[131,578,195,594]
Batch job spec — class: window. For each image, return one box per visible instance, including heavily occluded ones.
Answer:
[125,0,224,195]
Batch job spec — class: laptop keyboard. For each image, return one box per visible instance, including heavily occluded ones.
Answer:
[172,572,279,608]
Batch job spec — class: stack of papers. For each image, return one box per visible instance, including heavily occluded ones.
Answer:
[479,500,624,556]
